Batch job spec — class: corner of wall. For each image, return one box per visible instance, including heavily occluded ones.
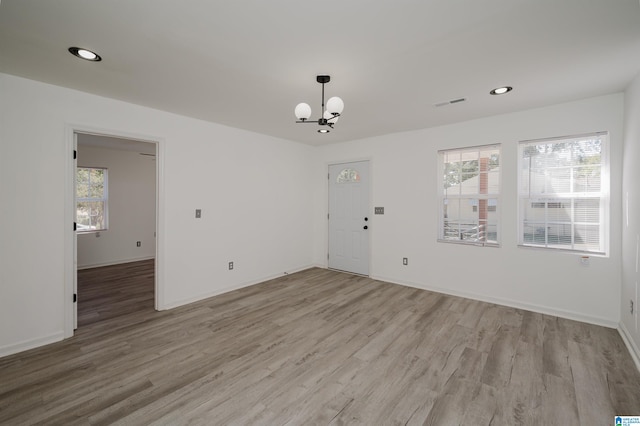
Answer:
[621,71,640,369]
[619,321,640,372]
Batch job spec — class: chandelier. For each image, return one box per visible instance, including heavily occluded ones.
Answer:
[294,75,344,133]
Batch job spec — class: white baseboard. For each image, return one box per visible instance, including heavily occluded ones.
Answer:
[0,331,65,359]
[619,322,640,373]
[161,264,316,310]
[371,274,619,329]
[77,256,155,270]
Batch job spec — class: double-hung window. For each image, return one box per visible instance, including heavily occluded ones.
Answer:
[518,132,608,254]
[76,167,108,232]
[438,144,501,246]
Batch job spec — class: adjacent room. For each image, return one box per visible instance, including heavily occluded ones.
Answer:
[1,0,640,424]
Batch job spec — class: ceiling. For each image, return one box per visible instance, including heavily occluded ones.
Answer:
[1,1,639,146]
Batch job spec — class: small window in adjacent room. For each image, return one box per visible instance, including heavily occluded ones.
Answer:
[76,167,108,232]
[438,144,501,246]
[518,132,608,255]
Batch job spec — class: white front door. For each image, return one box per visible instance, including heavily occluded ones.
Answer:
[328,161,370,275]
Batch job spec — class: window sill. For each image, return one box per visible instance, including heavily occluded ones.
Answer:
[438,239,500,248]
[517,244,607,257]
[77,229,107,234]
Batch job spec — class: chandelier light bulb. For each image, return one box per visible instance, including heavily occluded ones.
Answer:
[295,103,312,120]
[326,96,344,115]
[324,110,339,125]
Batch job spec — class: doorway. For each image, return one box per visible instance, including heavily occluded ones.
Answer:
[328,160,370,276]
[72,131,159,330]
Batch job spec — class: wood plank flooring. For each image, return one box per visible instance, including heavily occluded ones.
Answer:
[77,259,155,327]
[1,262,639,425]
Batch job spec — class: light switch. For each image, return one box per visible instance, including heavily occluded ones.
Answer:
[195,209,202,218]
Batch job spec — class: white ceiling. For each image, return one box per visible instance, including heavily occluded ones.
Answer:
[1,0,639,146]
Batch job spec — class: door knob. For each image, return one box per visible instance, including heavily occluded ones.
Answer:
[364,217,369,221]
[363,225,368,230]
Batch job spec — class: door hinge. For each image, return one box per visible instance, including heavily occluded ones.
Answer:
[73,150,77,160]
[327,213,330,220]
[73,293,77,303]
[327,253,329,260]
[73,222,77,231]
[328,173,330,180]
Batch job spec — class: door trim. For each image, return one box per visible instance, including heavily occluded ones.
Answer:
[326,158,372,277]
[64,124,165,338]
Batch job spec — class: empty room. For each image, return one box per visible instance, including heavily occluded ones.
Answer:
[1,1,640,424]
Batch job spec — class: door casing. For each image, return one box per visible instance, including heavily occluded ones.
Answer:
[327,160,371,276]
[65,124,164,338]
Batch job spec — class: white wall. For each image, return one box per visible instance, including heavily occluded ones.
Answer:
[77,144,156,268]
[313,93,624,327]
[621,72,640,363]
[0,73,314,356]
[0,70,630,358]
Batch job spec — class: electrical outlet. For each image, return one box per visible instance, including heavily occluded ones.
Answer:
[375,207,384,215]
[229,261,234,270]
[403,257,408,266]
[195,209,202,219]
[136,241,141,247]
[631,299,634,315]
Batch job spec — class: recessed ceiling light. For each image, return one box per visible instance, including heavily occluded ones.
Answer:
[490,86,512,95]
[318,129,330,134]
[68,47,101,62]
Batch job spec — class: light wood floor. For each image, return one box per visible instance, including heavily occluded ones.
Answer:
[1,261,639,425]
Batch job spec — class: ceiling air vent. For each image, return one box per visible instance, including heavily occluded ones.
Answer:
[434,97,467,107]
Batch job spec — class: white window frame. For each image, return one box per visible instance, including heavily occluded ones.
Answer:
[517,132,609,256]
[437,144,501,247]
[76,167,109,233]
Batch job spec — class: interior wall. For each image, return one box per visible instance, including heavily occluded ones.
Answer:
[0,70,630,358]
[313,93,624,327]
[76,144,156,269]
[622,71,640,362]
[0,73,314,357]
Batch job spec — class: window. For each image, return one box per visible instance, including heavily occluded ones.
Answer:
[438,144,500,246]
[518,132,608,254]
[336,168,360,183]
[76,167,108,232]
